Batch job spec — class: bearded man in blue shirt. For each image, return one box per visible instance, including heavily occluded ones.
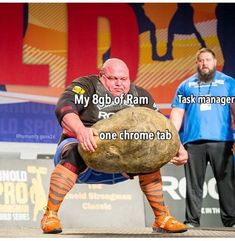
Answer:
[170,48,235,228]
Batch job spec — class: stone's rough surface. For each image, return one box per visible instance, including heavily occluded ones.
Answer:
[78,107,180,173]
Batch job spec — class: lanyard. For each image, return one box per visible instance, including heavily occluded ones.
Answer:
[198,80,213,95]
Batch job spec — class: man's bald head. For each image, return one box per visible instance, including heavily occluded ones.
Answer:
[101,58,129,76]
[99,58,131,96]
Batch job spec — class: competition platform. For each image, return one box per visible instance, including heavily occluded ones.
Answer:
[0,227,235,238]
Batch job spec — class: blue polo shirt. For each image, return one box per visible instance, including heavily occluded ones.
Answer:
[172,71,235,144]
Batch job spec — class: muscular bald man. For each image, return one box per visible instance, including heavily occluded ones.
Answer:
[41,58,187,234]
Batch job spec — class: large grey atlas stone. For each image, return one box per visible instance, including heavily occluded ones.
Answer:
[78,107,180,173]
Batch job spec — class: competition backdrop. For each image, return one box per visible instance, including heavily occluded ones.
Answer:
[1,3,235,142]
[0,3,234,228]
[0,157,222,228]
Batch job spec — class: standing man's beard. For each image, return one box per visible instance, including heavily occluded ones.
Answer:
[197,67,216,83]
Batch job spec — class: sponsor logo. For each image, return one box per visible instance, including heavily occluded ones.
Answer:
[163,176,218,200]
[72,86,86,95]
[98,111,115,119]
[0,166,48,222]
[214,79,224,85]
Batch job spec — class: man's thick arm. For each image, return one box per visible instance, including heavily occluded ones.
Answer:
[231,103,235,154]
[61,113,97,152]
[169,107,188,165]
[231,103,235,127]
[170,107,185,132]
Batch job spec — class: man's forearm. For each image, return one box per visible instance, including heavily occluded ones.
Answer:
[169,108,185,132]
[231,103,235,127]
[61,113,85,136]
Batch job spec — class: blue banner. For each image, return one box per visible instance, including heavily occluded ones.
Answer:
[0,102,61,143]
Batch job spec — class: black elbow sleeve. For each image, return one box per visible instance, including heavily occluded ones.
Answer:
[55,100,78,125]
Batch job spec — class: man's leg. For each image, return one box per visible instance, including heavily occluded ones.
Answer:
[139,170,187,233]
[41,143,87,234]
[207,141,235,227]
[184,142,207,227]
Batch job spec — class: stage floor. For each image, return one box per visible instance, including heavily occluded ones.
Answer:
[0,227,235,238]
